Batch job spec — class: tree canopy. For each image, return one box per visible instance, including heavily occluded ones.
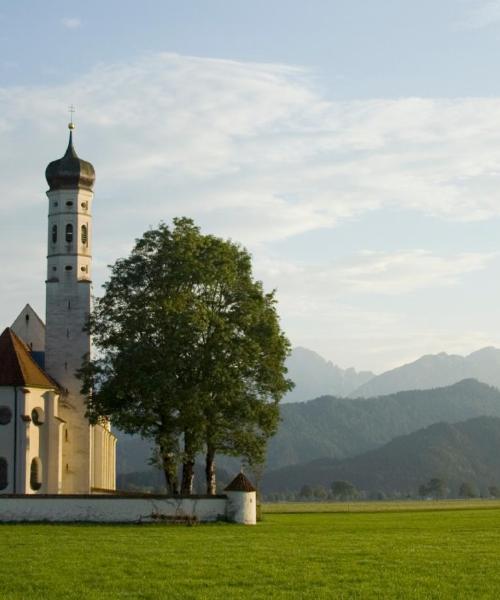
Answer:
[458,482,477,499]
[331,480,358,501]
[418,477,447,499]
[80,218,293,494]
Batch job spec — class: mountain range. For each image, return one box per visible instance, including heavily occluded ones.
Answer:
[283,347,374,402]
[266,379,500,469]
[285,346,500,403]
[262,416,500,496]
[349,347,500,398]
[117,379,500,482]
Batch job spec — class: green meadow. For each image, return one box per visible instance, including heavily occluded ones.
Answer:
[1,502,500,599]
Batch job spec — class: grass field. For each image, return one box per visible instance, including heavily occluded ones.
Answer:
[1,501,500,599]
[264,498,500,513]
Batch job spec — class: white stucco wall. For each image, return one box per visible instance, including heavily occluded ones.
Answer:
[0,495,229,523]
[0,386,62,495]
[226,490,257,525]
[91,423,117,491]
[0,388,16,494]
[11,305,46,353]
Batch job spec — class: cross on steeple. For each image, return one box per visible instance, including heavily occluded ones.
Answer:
[68,105,76,130]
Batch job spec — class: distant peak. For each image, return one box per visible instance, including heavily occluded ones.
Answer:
[467,346,500,358]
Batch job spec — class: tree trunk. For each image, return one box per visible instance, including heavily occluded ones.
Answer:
[161,449,178,495]
[205,445,217,495]
[181,459,195,495]
[181,429,196,495]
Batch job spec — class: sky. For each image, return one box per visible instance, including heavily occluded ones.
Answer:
[1,0,500,373]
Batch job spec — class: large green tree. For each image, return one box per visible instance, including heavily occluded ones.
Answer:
[80,218,292,495]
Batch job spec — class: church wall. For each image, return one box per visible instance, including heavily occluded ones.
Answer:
[11,305,45,353]
[0,386,62,495]
[0,388,16,494]
[91,424,117,492]
[46,272,92,494]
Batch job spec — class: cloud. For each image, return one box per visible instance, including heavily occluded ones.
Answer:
[1,53,500,248]
[328,250,496,294]
[255,250,496,308]
[2,52,500,370]
[253,250,499,371]
[61,17,81,30]
[454,0,500,29]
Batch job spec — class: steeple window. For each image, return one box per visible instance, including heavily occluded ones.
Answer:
[81,224,88,246]
[65,224,73,243]
[52,225,57,243]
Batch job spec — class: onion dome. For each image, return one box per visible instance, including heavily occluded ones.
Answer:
[45,127,95,192]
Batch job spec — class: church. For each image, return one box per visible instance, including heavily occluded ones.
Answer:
[0,123,116,495]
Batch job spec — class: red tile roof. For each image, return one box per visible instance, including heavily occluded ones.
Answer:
[0,328,58,389]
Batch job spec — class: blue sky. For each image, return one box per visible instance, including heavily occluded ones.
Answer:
[2,0,500,371]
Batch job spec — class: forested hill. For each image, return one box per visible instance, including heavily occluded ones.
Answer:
[349,347,500,398]
[266,379,500,470]
[283,347,374,402]
[262,416,500,496]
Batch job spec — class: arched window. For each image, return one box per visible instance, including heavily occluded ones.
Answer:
[0,406,12,425]
[81,224,88,246]
[31,408,44,426]
[0,458,7,491]
[30,458,42,491]
[52,225,57,243]
[65,224,73,243]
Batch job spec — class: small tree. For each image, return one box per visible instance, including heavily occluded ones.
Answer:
[488,485,500,498]
[299,484,313,499]
[313,485,328,500]
[331,480,358,501]
[368,490,386,501]
[419,477,447,499]
[458,482,477,499]
[80,218,292,495]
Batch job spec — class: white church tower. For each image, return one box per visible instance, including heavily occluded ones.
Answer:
[44,121,115,494]
[0,120,116,496]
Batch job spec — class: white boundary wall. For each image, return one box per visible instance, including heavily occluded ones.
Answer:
[0,494,252,524]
